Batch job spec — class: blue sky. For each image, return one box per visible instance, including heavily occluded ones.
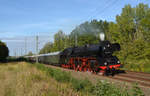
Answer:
[0,0,149,56]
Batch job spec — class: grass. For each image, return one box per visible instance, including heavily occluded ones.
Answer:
[0,62,145,96]
[0,62,80,96]
[34,63,93,92]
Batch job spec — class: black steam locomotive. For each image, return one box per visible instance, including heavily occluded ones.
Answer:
[27,39,122,76]
[59,40,121,75]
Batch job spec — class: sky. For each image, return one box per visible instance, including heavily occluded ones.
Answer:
[0,0,149,56]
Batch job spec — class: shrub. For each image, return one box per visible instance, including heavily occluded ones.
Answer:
[71,78,92,91]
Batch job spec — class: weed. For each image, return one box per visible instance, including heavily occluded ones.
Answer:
[132,83,144,96]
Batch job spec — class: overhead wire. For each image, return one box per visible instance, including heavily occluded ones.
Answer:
[88,0,119,21]
[79,0,111,23]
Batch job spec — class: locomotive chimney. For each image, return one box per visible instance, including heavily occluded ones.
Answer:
[100,33,105,41]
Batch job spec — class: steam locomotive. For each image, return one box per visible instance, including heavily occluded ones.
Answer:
[27,39,122,76]
[59,40,122,75]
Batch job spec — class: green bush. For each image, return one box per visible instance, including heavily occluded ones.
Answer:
[71,78,92,91]
[91,81,124,96]
[91,81,145,96]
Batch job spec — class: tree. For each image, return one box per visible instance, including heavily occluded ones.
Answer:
[39,42,53,54]
[53,30,66,51]
[108,3,150,71]
[27,51,33,56]
[40,30,69,53]
[0,41,9,61]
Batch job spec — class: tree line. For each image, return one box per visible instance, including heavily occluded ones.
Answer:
[39,3,150,72]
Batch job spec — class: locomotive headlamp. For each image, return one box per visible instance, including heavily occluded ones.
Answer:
[104,62,107,65]
[103,47,106,50]
[117,61,120,63]
[107,44,110,47]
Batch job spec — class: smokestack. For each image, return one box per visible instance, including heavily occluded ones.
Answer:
[100,33,105,41]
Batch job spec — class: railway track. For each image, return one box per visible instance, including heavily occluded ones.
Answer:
[100,71,150,88]
[108,75,150,88]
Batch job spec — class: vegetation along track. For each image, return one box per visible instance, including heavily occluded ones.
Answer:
[44,63,150,88]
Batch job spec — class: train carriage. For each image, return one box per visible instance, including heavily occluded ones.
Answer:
[38,52,61,66]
